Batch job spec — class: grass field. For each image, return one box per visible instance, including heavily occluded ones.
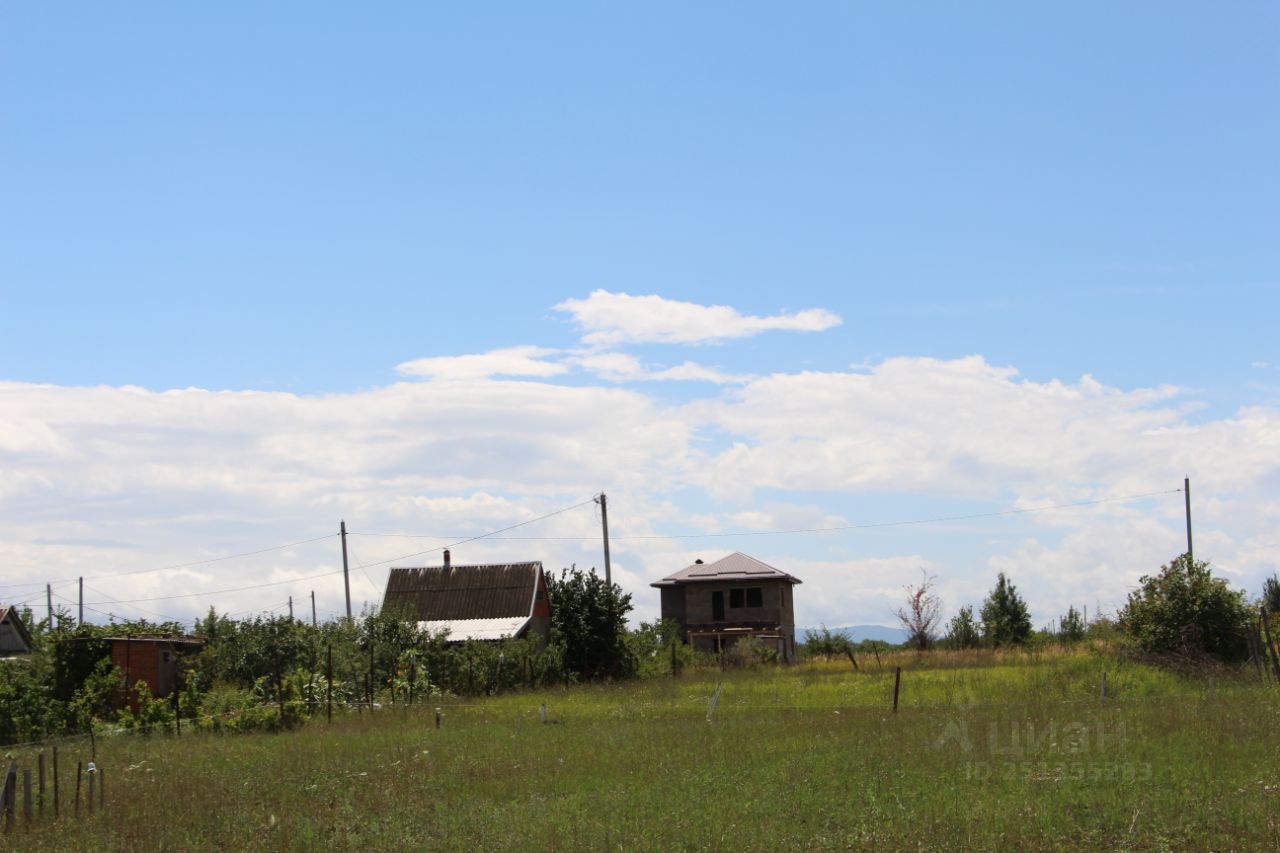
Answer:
[8,646,1279,851]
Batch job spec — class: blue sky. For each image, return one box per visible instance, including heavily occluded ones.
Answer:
[1,4,1277,629]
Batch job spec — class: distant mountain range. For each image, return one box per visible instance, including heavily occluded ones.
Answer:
[797,624,910,644]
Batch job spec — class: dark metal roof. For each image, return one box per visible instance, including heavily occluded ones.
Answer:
[650,552,802,587]
[382,562,542,621]
[0,604,33,651]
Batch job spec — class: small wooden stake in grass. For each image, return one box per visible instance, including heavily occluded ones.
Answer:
[98,768,104,810]
[892,666,901,713]
[435,707,442,729]
[3,760,14,831]
[539,703,547,724]
[707,681,724,722]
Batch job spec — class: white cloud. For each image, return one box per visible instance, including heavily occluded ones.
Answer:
[571,352,749,384]
[395,346,566,380]
[555,289,842,345]
[3,350,1279,630]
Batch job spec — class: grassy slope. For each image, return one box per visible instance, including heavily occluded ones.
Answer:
[10,647,1280,851]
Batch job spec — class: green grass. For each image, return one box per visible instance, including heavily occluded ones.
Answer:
[8,646,1279,851]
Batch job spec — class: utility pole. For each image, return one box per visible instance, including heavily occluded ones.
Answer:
[341,520,352,621]
[78,577,84,626]
[47,584,53,629]
[311,590,317,628]
[596,493,612,587]
[1184,476,1194,563]
[288,596,294,620]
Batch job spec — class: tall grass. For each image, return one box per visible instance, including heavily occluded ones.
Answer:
[11,646,1279,851]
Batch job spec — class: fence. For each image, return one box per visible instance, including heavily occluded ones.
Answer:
[0,745,105,834]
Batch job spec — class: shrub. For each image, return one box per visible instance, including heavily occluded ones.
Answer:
[1118,554,1252,662]
[943,606,982,650]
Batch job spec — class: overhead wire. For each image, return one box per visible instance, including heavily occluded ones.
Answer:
[0,532,339,591]
[350,488,1183,542]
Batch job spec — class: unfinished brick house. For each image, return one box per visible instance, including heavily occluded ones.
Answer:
[651,552,801,662]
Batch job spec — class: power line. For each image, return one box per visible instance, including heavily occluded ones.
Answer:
[80,568,347,606]
[0,532,339,591]
[346,496,599,570]
[350,488,1183,542]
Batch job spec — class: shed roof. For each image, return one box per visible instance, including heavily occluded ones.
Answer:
[0,604,34,653]
[650,552,802,587]
[383,562,543,621]
[417,616,531,642]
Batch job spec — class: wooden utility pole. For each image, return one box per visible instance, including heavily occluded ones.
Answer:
[341,520,352,621]
[288,596,294,620]
[1184,477,1194,562]
[311,590,317,627]
[46,584,53,628]
[78,577,83,626]
[596,493,612,586]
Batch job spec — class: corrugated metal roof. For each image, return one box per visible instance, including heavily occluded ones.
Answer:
[417,616,531,642]
[383,562,542,621]
[650,552,802,587]
[0,604,33,652]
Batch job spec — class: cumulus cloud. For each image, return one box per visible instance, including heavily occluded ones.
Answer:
[571,352,750,384]
[2,349,1278,629]
[395,346,566,380]
[555,289,842,345]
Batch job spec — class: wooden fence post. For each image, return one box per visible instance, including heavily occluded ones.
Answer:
[98,768,104,810]
[872,641,883,671]
[1260,607,1280,681]
[37,753,45,816]
[52,747,59,819]
[845,649,859,671]
[74,762,81,818]
[1100,671,1108,704]
[3,761,15,831]
[87,768,94,816]
[892,666,902,713]
[23,769,31,824]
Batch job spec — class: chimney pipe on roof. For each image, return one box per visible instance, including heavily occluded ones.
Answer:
[444,549,451,569]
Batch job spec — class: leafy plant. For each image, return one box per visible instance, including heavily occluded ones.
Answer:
[980,573,1031,647]
[1118,554,1252,662]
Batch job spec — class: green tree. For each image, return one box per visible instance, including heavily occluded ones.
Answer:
[1262,573,1280,615]
[1059,606,1086,643]
[1119,554,1252,662]
[980,573,1032,647]
[943,606,982,649]
[547,566,636,680]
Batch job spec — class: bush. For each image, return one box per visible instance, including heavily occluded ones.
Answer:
[943,606,982,650]
[801,626,853,661]
[547,566,636,680]
[1119,554,1252,662]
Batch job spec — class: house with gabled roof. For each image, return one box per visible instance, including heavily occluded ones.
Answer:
[0,604,34,657]
[381,550,551,645]
[651,552,801,662]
